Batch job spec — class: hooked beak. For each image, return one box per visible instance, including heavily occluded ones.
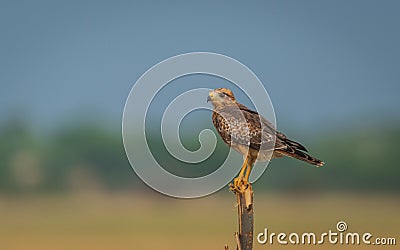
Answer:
[207,95,211,102]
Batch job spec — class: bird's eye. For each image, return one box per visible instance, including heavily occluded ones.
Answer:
[218,93,225,98]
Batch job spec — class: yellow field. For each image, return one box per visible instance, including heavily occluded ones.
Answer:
[0,191,398,250]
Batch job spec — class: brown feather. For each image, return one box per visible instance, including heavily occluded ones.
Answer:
[209,88,324,166]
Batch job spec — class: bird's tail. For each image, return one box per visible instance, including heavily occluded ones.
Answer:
[277,147,324,167]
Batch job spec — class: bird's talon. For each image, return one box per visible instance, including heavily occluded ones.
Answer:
[229,176,251,193]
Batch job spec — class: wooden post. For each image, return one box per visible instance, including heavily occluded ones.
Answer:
[236,184,254,250]
[226,183,254,250]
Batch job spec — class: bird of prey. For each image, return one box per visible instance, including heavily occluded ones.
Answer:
[207,88,324,192]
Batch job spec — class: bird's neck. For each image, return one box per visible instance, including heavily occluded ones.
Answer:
[213,102,239,111]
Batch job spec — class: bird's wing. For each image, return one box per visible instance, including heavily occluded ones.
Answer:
[236,103,309,152]
[212,107,251,147]
[213,105,276,151]
[235,103,283,150]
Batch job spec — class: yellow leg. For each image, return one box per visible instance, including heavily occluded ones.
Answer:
[231,156,250,192]
[244,162,252,181]
[238,156,248,179]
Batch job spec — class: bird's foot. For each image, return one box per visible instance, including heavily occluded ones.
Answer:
[229,177,253,208]
[229,176,250,193]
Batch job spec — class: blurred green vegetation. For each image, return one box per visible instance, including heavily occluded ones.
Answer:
[1,117,399,194]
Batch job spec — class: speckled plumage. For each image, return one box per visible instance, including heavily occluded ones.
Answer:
[209,88,324,167]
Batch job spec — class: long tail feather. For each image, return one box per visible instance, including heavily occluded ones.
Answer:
[277,148,324,167]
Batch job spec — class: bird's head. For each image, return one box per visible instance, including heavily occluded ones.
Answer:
[207,88,237,108]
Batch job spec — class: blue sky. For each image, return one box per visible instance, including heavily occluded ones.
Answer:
[1,0,399,133]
